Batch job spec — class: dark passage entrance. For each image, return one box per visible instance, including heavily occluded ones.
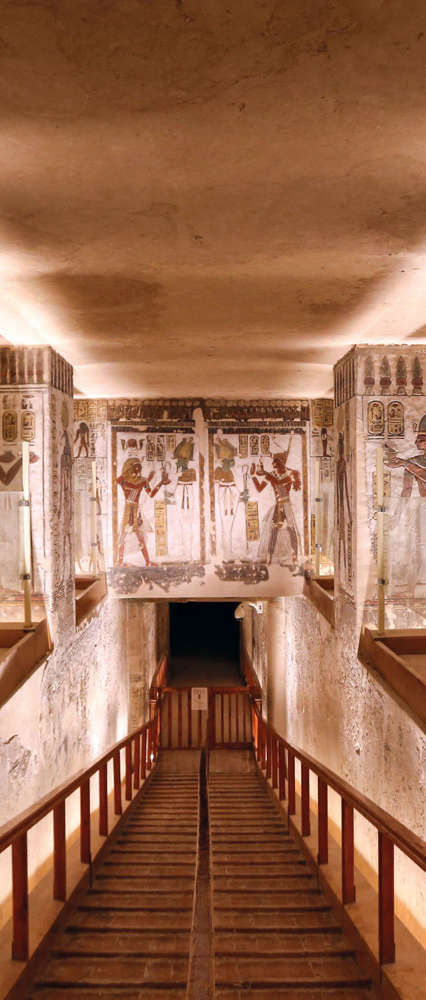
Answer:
[169,602,242,686]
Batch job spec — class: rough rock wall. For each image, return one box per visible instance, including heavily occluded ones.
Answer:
[245,595,426,943]
[0,596,161,827]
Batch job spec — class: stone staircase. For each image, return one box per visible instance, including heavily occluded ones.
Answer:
[29,751,200,999]
[24,748,378,999]
[209,752,375,999]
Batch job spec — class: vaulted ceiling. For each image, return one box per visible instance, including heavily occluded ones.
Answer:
[0,0,426,398]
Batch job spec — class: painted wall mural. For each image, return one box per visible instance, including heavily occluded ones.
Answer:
[334,345,426,625]
[335,397,355,599]
[74,398,311,598]
[361,352,426,614]
[0,390,45,599]
[309,398,335,573]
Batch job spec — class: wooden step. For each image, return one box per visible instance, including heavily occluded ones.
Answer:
[52,930,190,955]
[213,875,315,891]
[214,931,353,956]
[214,911,341,932]
[84,891,193,908]
[35,955,188,987]
[215,954,371,989]
[70,909,193,931]
[215,990,373,999]
[31,990,187,999]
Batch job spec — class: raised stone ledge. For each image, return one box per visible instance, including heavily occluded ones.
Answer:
[0,618,52,708]
[358,627,426,725]
[303,573,335,627]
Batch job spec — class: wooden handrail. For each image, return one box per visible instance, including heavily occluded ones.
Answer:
[0,706,161,963]
[251,701,426,871]
[149,653,168,701]
[250,699,426,967]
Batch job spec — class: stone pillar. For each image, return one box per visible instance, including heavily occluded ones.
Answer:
[333,345,426,628]
[0,345,75,638]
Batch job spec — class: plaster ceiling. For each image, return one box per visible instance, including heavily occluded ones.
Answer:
[0,0,426,398]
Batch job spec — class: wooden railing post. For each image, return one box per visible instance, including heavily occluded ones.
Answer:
[188,690,192,747]
[11,832,28,961]
[141,729,147,781]
[379,832,395,964]
[113,749,122,815]
[168,692,172,747]
[178,690,183,748]
[341,799,356,903]
[266,728,272,780]
[271,736,278,789]
[134,734,140,789]
[301,764,310,836]
[261,722,266,770]
[80,779,91,864]
[287,749,296,816]
[125,742,132,801]
[207,690,215,749]
[147,725,152,770]
[317,778,328,864]
[99,763,108,836]
[53,800,66,900]
[278,741,286,801]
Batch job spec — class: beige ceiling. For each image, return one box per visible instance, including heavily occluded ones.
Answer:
[0,0,426,398]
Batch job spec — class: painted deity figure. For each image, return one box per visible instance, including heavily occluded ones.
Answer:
[214,437,238,560]
[116,457,162,566]
[335,431,352,576]
[59,402,73,572]
[173,438,197,561]
[74,421,90,458]
[250,451,301,568]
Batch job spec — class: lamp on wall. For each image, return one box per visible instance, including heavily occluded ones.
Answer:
[234,601,263,620]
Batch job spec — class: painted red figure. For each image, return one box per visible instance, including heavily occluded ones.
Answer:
[116,458,162,567]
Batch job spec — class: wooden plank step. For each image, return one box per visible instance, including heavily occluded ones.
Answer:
[102,862,195,875]
[86,891,193,906]
[215,990,374,1000]
[94,876,194,892]
[109,848,197,859]
[31,990,187,999]
[213,876,315,890]
[70,910,193,931]
[212,863,308,875]
[214,931,353,956]
[80,895,193,910]
[211,849,301,859]
[51,930,190,955]
[214,908,333,930]
[35,955,188,986]
[214,892,325,910]
[214,955,371,988]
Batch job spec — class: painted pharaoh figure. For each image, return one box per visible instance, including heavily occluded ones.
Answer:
[250,448,301,569]
[385,414,426,596]
[116,457,162,567]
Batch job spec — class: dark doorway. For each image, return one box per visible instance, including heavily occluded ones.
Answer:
[169,602,242,686]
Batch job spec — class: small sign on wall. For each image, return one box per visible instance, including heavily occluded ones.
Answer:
[191,687,208,711]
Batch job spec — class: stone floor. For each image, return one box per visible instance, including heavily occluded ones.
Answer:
[169,655,243,687]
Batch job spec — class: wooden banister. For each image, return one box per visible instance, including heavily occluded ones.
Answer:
[0,709,160,963]
[251,699,426,967]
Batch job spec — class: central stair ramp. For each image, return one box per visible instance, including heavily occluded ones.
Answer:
[27,751,200,1000]
[209,750,374,999]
